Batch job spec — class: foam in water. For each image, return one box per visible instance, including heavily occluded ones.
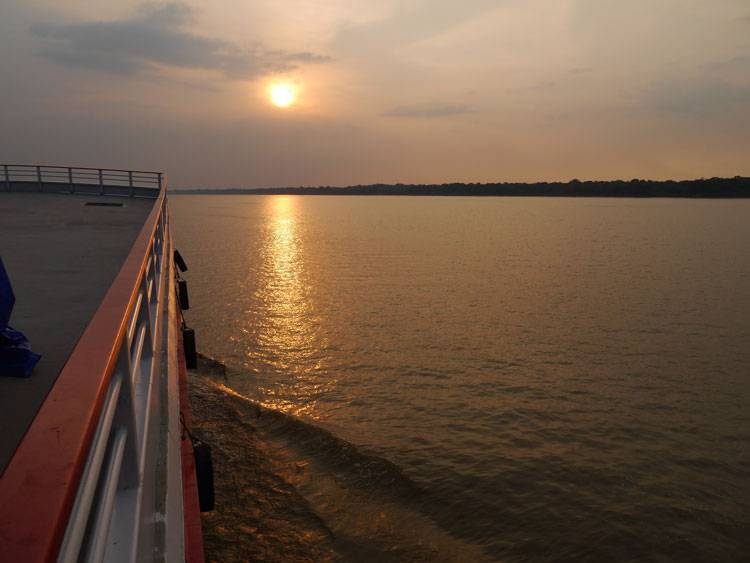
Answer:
[189,355,492,561]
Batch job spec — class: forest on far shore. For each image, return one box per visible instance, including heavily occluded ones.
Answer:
[173,176,750,197]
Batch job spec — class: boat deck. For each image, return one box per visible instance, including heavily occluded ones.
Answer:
[0,192,155,472]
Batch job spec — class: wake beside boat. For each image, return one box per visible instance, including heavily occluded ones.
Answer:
[187,354,492,562]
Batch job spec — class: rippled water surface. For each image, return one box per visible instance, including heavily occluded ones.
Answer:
[172,195,749,560]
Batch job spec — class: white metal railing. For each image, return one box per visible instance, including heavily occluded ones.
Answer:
[58,200,170,562]
[2,164,162,196]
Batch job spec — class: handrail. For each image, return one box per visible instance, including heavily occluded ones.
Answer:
[3,164,164,175]
[2,163,163,195]
[0,184,171,561]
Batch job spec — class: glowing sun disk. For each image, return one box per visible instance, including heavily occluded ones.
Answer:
[269,83,296,108]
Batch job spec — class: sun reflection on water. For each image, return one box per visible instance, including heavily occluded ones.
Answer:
[252,196,331,418]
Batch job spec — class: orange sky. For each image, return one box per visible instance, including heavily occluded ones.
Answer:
[1,1,749,187]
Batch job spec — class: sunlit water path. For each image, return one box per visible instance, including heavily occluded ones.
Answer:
[172,195,749,560]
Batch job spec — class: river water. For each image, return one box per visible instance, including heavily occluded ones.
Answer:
[171,195,749,560]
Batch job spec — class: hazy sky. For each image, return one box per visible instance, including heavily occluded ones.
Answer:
[1,1,749,187]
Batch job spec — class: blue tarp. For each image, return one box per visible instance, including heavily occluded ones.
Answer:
[0,257,11,330]
[0,258,41,377]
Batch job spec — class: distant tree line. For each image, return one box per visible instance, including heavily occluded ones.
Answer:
[172,176,750,197]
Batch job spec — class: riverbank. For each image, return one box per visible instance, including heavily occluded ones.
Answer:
[172,176,750,197]
[187,355,491,562]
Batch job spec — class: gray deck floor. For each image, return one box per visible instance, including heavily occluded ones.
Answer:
[0,192,155,472]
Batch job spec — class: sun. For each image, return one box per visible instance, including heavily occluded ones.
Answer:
[269,83,296,108]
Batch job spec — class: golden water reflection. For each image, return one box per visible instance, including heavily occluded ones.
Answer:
[252,196,331,418]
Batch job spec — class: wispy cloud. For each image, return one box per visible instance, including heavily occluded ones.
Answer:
[31,1,330,79]
[703,55,750,74]
[335,0,500,53]
[506,81,558,95]
[382,103,474,118]
[646,78,750,117]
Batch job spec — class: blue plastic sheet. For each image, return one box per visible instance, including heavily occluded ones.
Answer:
[0,258,11,331]
[0,258,41,377]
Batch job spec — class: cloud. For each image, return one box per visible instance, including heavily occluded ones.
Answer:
[382,103,474,118]
[704,55,750,74]
[646,78,750,117]
[30,1,330,79]
[507,81,557,94]
[335,0,500,53]
[647,56,750,117]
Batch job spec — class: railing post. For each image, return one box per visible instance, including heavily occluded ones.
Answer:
[4,164,9,191]
[36,165,42,191]
[99,169,104,195]
[157,173,162,191]
[68,167,74,194]
[129,171,134,197]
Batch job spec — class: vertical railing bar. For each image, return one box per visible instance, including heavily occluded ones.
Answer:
[151,232,164,349]
[68,167,74,193]
[149,246,158,348]
[117,333,142,481]
[145,254,153,286]
[127,292,144,348]
[131,321,149,449]
[136,298,156,473]
[98,169,104,195]
[57,374,124,563]
[83,427,128,563]
[154,238,162,278]
[129,171,134,197]
[133,276,154,374]
[4,164,9,191]
[36,165,42,191]
[124,318,144,476]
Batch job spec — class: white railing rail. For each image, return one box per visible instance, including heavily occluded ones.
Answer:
[2,164,162,196]
[57,199,170,562]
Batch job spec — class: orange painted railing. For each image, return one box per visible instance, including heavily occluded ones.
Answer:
[0,174,183,561]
